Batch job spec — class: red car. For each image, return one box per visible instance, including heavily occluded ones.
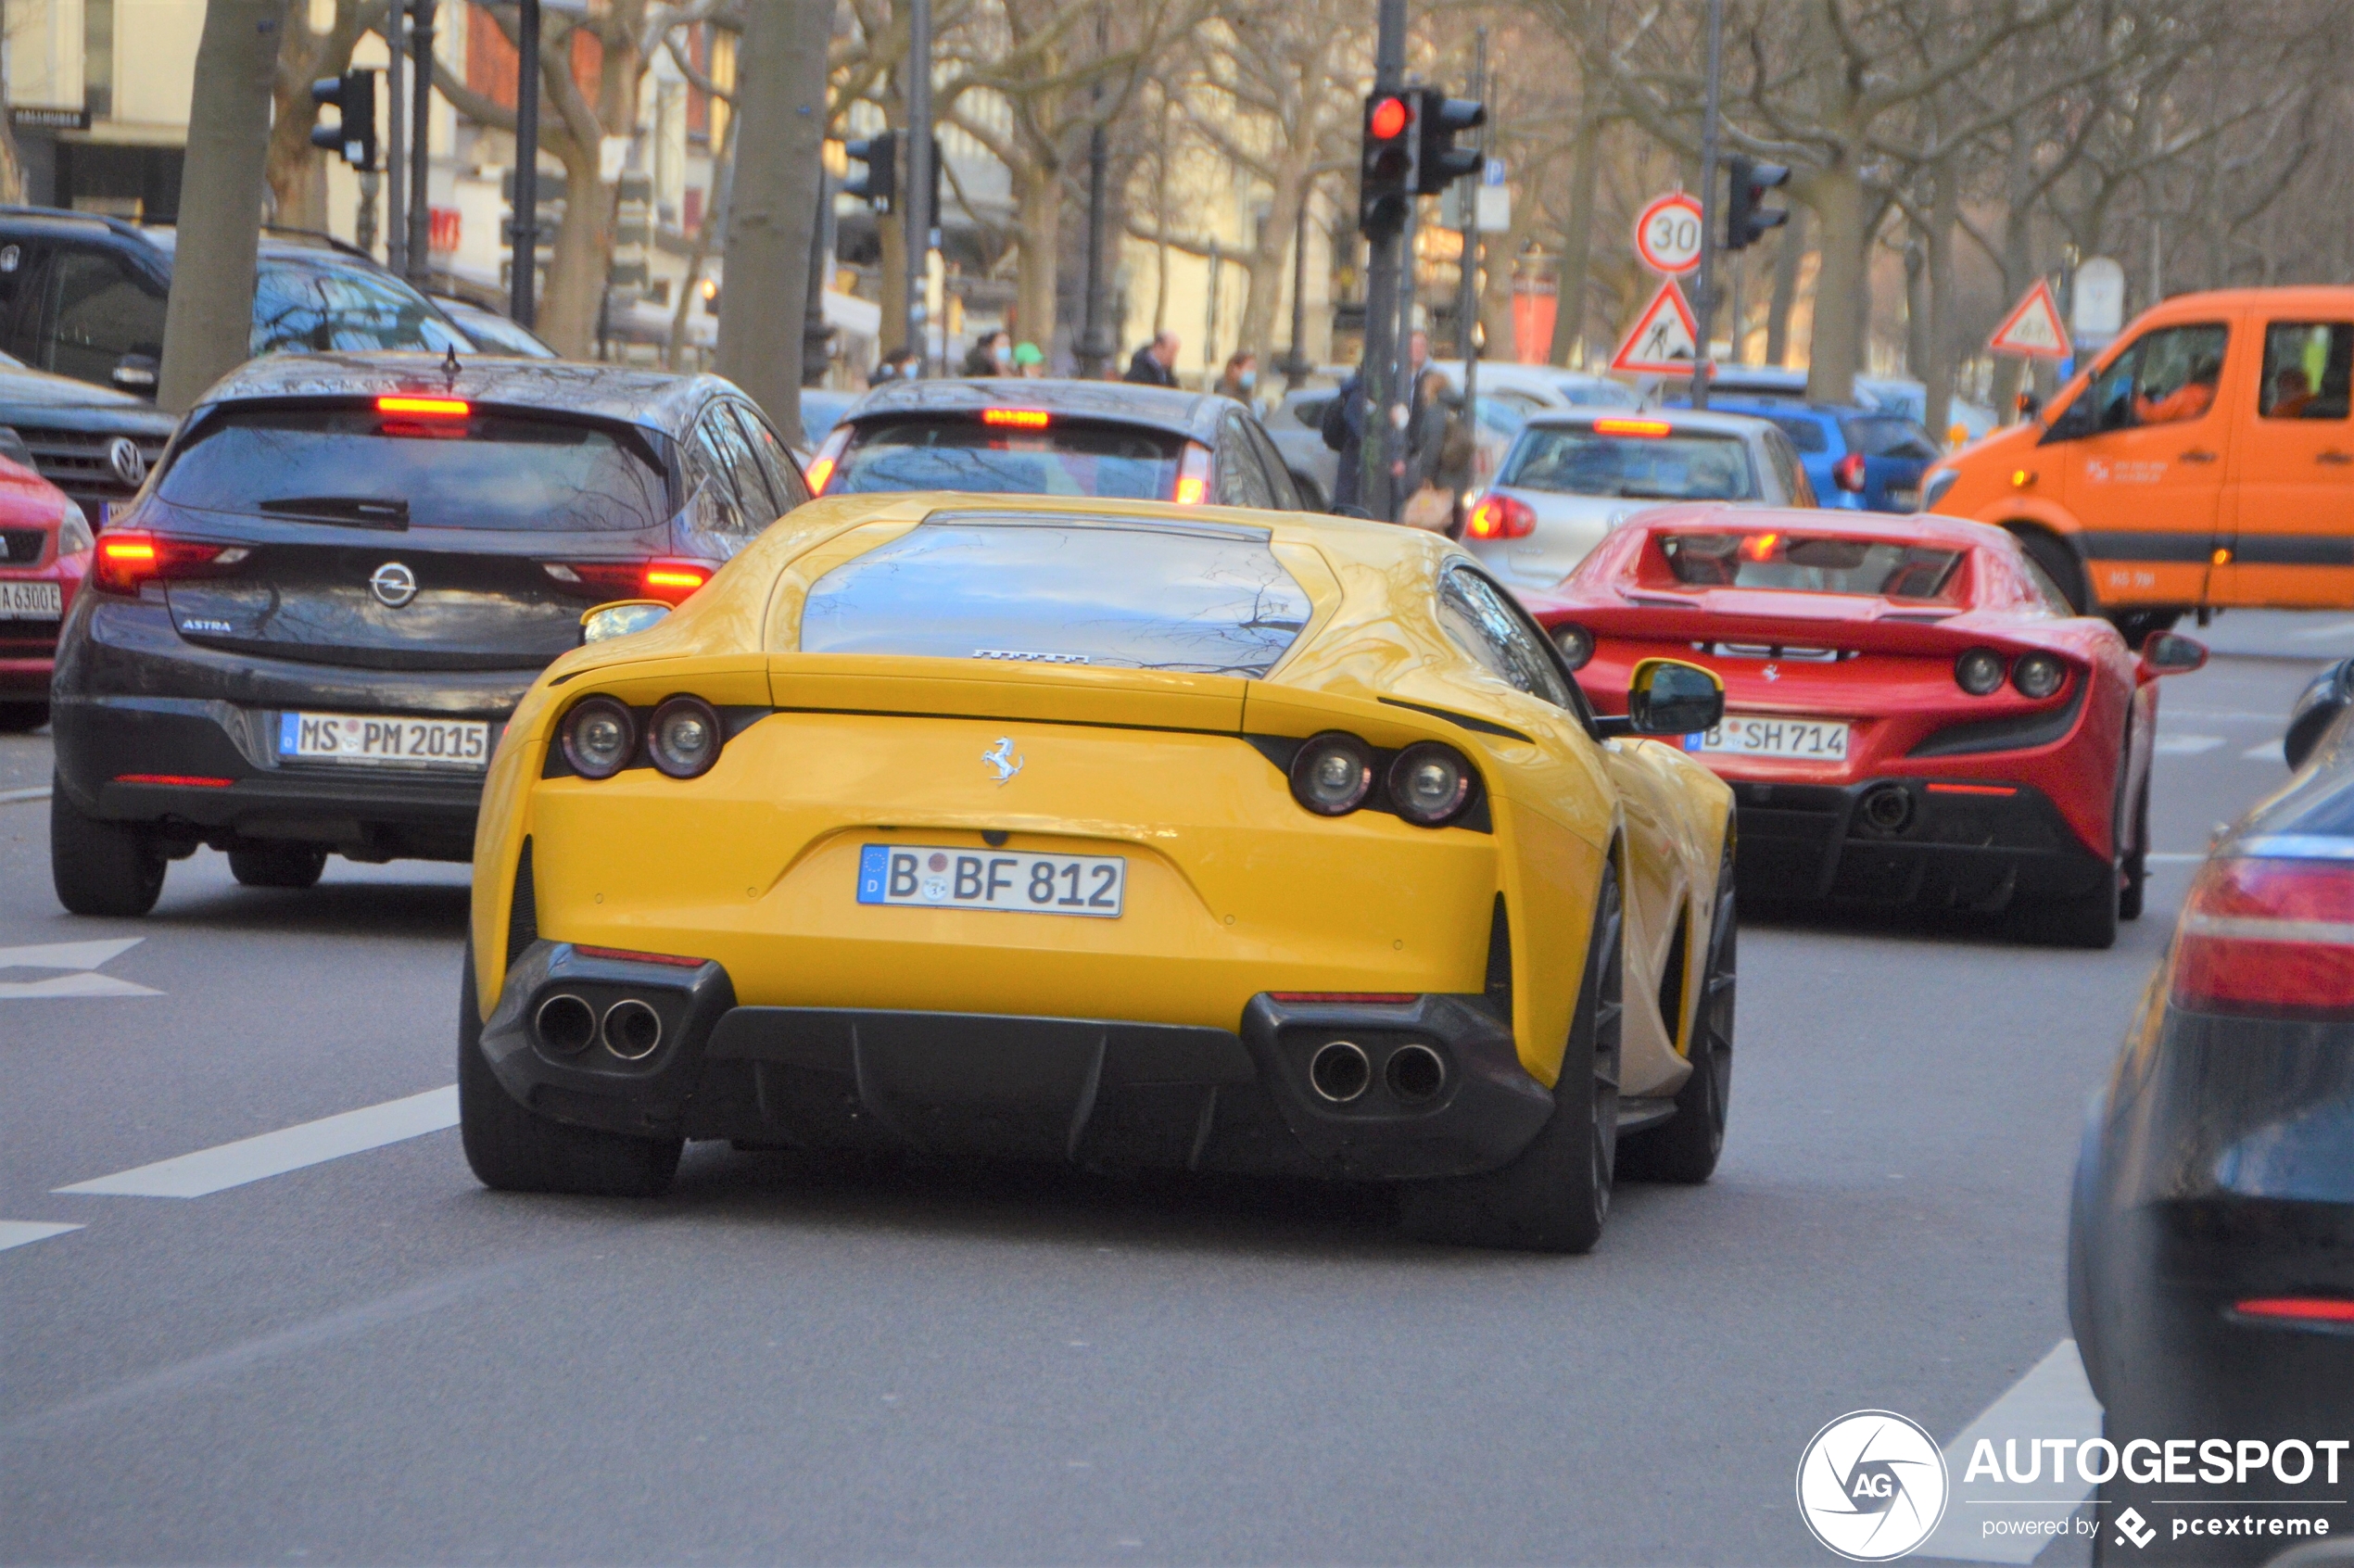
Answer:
[1522,505,2208,948]
[0,455,89,732]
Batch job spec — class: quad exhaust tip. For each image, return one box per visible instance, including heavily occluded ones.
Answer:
[601,998,663,1060]
[534,993,597,1055]
[1309,1040,1371,1103]
[1385,1043,1447,1104]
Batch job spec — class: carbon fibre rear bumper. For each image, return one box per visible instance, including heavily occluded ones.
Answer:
[1728,777,2110,908]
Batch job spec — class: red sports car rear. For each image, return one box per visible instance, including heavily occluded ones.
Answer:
[1525,505,2206,947]
[0,454,91,731]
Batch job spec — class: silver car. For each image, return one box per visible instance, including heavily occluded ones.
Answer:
[1461,409,1816,592]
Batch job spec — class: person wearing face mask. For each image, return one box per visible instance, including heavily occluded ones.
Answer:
[1216,351,1259,404]
[962,330,1014,377]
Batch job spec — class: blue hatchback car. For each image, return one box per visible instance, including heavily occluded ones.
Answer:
[1669,397,1940,512]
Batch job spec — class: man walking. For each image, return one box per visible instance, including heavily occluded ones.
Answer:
[1124,332,1181,387]
[1323,329,1430,514]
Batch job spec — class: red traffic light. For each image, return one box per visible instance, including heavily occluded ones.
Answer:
[1368,96,1410,140]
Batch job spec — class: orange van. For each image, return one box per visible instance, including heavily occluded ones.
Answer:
[1922,287,2354,639]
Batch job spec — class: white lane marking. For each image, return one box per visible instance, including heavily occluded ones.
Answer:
[56,1087,458,1198]
[2147,852,2208,864]
[0,784,50,805]
[0,937,159,1000]
[0,1220,83,1253]
[1917,1340,2104,1564]
[2243,739,2286,762]
[2153,734,2224,755]
[2290,619,2354,641]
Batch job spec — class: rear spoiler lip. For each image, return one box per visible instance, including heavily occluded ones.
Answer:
[1541,601,2072,660]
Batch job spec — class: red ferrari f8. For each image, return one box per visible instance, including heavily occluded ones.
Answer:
[1525,505,2208,948]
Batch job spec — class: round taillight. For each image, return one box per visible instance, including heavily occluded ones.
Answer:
[1955,648,2006,696]
[1290,732,1374,816]
[1552,622,1594,670]
[2014,651,2067,700]
[561,695,637,778]
[648,695,724,778]
[1388,742,1474,827]
[1833,452,1867,492]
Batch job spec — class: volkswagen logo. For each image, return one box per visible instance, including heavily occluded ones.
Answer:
[369,562,419,608]
[108,436,146,488]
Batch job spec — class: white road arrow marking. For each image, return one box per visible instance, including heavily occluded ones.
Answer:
[0,1220,84,1254]
[1917,1339,2105,1563]
[2244,739,2287,762]
[0,937,159,1000]
[56,1087,458,1198]
[2153,734,2224,755]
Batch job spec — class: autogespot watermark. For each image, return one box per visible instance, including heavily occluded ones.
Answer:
[1798,1414,2350,1559]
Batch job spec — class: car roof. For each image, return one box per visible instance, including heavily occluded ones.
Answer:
[188,351,731,435]
[1622,501,2016,550]
[1520,408,1772,437]
[1701,397,1877,422]
[847,377,1232,441]
[0,208,384,269]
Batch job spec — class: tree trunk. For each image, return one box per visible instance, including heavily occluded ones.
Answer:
[1013,164,1064,355]
[1802,154,1864,405]
[1549,115,1601,367]
[161,0,285,412]
[1766,201,1804,366]
[716,0,832,441]
[1235,166,1308,370]
[538,143,613,359]
[1925,156,1957,439]
[1904,237,1929,386]
[879,210,908,355]
[1991,126,2038,418]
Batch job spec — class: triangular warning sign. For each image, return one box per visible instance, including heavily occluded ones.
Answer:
[1989,280,2072,360]
[1610,280,1701,375]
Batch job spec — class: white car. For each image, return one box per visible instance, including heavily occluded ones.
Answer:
[1431,360,1638,411]
[1460,409,1816,592]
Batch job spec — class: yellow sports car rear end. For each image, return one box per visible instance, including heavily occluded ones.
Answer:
[462,495,1735,1251]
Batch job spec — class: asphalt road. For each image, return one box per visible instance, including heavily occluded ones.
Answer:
[0,614,2339,1567]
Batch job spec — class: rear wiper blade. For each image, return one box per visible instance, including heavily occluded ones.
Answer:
[256,496,411,528]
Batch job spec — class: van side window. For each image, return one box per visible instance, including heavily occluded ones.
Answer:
[2086,323,2229,431]
[2259,323,2352,421]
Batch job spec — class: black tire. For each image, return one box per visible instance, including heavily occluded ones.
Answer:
[49,775,166,917]
[2119,772,2149,923]
[228,844,328,890]
[1398,865,1623,1252]
[1620,842,1735,1183]
[2008,525,2089,613]
[0,702,48,733]
[458,945,682,1197]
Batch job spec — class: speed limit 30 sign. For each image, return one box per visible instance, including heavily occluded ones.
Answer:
[1634,191,1703,276]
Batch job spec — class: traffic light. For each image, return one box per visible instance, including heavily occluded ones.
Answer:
[1412,89,1485,195]
[1359,93,1416,240]
[310,70,378,171]
[844,130,898,212]
[1725,156,1790,250]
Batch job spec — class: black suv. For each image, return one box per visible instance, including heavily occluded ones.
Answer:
[0,208,475,514]
[49,351,810,916]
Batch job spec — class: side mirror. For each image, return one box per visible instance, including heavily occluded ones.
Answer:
[1625,656,1725,737]
[2138,630,2208,677]
[111,353,159,393]
[581,599,670,644]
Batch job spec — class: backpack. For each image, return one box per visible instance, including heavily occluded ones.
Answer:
[1319,377,1360,452]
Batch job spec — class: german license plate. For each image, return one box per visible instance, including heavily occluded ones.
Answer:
[1693,715,1850,761]
[0,580,61,619]
[856,844,1125,918]
[278,712,491,768]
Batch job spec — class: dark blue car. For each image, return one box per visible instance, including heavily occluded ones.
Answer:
[1668,396,1940,513]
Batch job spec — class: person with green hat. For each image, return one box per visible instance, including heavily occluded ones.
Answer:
[1012,341,1047,377]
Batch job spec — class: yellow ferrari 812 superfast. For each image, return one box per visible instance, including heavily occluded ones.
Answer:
[462,493,1736,1251]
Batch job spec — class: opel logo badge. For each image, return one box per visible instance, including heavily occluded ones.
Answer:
[370,562,419,608]
[107,436,146,488]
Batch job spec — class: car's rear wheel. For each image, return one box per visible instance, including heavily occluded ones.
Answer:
[2119,773,2150,923]
[0,702,48,733]
[458,945,683,1197]
[2016,874,2120,950]
[2008,525,2089,613]
[228,844,328,890]
[49,775,166,917]
[1398,865,1622,1252]
[1620,842,1735,1184]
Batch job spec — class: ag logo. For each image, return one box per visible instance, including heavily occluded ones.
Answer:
[1796,1410,1949,1562]
[2114,1507,2156,1549]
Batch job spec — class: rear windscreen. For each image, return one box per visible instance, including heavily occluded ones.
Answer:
[1658,531,1964,601]
[1840,416,1940,460]
[158,408,672,532]
[1500,426,1755,500]
[829,418,1183,499]
[800,514,1311,677]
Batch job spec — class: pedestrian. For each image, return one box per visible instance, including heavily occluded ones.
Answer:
[875,346,919,384]
[963,330,1013,378]
[1321,330,1431,514]
[1216,351,1259,403]
[1400,368,1473,533]
[1012,341,1047,377]
[1124,332,1181,387]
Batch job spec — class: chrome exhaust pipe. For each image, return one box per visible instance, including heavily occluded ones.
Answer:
[601,998,663,1060]
[1385,1043,1447,1105]
[533,993,597,1055]
[1308,1040,1371,1103]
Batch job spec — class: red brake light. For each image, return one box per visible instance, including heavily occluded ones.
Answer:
[804,456,836,494]
[1173,441,1213,505]
[1739,531,1779,561]
[1591,418,1671,437]
[1465,492,1535,540]
[95,532,240,596]
[639,560,712,602]
[2172,857,2354,1019]
[543,560,714,604]
[981,408,1052,428]
[806,426,853,496]
[2234,1297,2354,1324]
[1369,96,1410,140]
[113,773,234,788]
[375,395,470,418]
[573,944,707,967]
[1833,451,1867,492]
